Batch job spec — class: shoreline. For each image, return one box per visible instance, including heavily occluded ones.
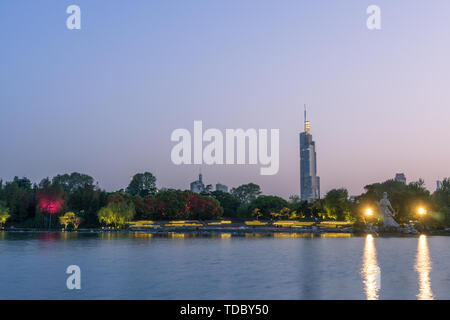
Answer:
[2,227,450,237]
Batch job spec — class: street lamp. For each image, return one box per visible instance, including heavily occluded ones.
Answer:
[363,207,376,233]
[417,207,427,216]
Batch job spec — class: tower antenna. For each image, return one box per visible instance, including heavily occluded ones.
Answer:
[304,104,307,122]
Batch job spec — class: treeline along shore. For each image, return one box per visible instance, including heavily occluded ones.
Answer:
[0,172,449,234]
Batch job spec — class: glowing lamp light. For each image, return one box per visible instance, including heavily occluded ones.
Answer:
[418,207,427,216]
[47,201,56,213]
[38,199,62,214]
[365,208,374,216]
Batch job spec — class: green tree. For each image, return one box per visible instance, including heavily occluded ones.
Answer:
[289,196,312,219]
[248,195,288,219]
[323,188,352,221]
[36,178,67,211]
[52,173,95,194]
[98,200,135,228]
[309,199,323,220]
[67,184,107,227]
[289,211,299,220]
[126,172,157,197]
[1,177,36,224]
[98,207,114,227]
[52,173,106,228]
[210,190,241,218]
[231,183,261,204]
[147,189,222,220]
[270,211,281,220]
[59,212,83,230]
[0,202,10,228]
[432,178,450,224]
[357,179,431,223]
[236,203,251,219]
[279,207,291,219]
[251,208,262,220]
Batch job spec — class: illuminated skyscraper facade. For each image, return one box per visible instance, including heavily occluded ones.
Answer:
[300,107,320,202]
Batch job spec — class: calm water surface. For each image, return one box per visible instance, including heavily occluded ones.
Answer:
[0,232,449,300]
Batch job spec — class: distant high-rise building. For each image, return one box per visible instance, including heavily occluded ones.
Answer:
[300,106,320,202]
[215,183,228,193]
[190,173,205,193]
[436,180,442,192]
[394,173,406,184]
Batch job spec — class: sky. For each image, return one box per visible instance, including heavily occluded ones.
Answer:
[1,1,449,198]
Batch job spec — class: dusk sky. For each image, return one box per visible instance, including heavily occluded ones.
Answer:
[1,1,449,198]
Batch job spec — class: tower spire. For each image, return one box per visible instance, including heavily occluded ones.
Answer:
[304,104,310,134]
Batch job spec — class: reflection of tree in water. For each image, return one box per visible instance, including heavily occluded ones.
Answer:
[415,235,434,300]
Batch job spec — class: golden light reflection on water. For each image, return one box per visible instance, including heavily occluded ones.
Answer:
[132,232,153,239]
[320,233,352,238]
[93,231,355,241]
[244,233,271,238]
[361,234,380,300]
[273,233,314,238]
[124,232,353,239]
[168,232,185,239]
[100,232,113,240]
[415,235,434,300]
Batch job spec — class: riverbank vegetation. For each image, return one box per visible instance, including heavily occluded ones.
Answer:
[59,212,82,230]
[0,201,10,228]
[0,172,448,230]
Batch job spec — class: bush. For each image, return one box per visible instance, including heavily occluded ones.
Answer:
[59,212,83,230]
[353,220,367,234]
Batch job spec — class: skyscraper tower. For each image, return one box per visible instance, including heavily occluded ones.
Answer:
[299,105,320,202]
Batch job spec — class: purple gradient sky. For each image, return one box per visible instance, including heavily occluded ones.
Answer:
[1,1,449,198]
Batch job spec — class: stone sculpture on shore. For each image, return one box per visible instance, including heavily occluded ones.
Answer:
[377,192,400,229]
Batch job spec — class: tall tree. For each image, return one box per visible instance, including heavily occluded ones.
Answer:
[1,177,35,223]
[126,172,157,197]
[36,178,67,218]
[211,190,241,218]
[52,172,95,194]
[289,196,312,219]
[51,173,106,227]
[248,195,288,219]
[323,188,351,220]
[231,183,262,204]
[433,178,450,223]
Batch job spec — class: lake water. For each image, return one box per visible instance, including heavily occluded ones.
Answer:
[0,232,448,300]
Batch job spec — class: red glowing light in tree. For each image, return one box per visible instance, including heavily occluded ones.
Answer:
[35,180,66,216]
[38,198,63,214]
[47,201,56,213]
